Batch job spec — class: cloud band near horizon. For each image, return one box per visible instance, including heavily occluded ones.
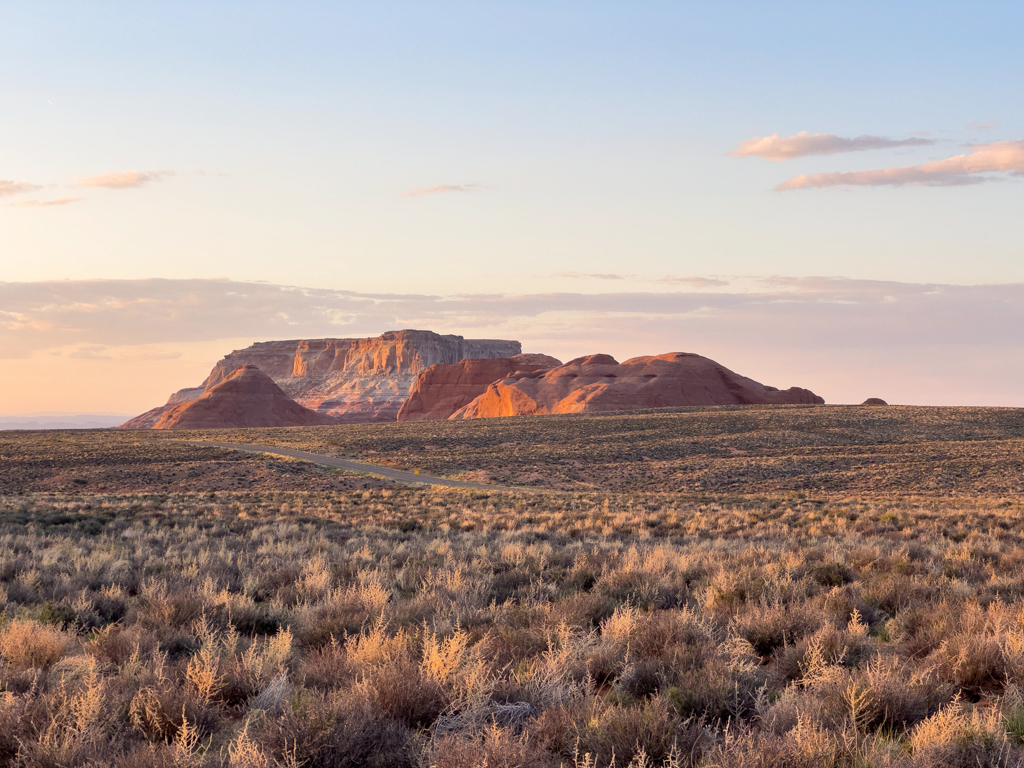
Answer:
[1,277,1023,410]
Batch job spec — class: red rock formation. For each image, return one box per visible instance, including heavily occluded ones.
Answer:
[148,366,337,430]
[397,353,562,422]
[861,398,889,406]
[122,330,522,428]
[451,352,824,419]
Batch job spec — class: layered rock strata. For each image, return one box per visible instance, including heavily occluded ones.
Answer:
[450,352,824,419]
[397,353,562,422]
[122,330,521,428]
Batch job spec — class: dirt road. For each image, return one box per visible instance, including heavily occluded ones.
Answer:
[179,440,520,491]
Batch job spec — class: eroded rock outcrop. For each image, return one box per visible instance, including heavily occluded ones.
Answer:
[451,352,824,419]
[122,330,522,428]
[149,366,337,429]
[397,353,562,422]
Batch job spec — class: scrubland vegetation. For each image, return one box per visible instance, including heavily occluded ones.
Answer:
[1,406,1024,766]
[177,404,1024,495]
[0,435,389,495]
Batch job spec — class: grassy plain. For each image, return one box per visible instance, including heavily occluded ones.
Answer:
[1,405,1024,767]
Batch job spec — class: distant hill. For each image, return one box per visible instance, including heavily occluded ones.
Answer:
[145,365,338,429]
[399,351,824,421]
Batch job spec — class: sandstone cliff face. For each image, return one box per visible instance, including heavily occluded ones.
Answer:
[451,352,824,419]
[397,353,562,422]
[201,330,520,423]
[121,330,522,428]
[149,366,338,429]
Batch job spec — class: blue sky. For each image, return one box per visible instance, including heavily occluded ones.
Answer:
[1,2,1022,410]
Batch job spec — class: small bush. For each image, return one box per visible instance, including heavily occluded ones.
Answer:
[0,618,71,669]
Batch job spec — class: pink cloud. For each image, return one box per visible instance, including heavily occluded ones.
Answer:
[657,276,730,288]
[777,139,1024,190]
[402,183,482,197]
[557,271,629,280]
[12,196,81,208]
[76,170,174,189]
[0,180,42,198]
[733,132,932,161]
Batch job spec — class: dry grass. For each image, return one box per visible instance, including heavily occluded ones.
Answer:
[1,406,1024,766]
[0,432,391,495]
[150,403,1024,496]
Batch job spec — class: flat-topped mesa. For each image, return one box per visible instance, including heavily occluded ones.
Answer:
[397,353,563,422]
[450,351,824,419]
[150,365,337,429]
[205,330,519,390]
[121,330,522,428]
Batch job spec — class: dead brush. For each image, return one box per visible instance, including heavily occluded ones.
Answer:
[85,623,158,667]
[359,656,447,729]
[6,447,1024,767]
[225,722,283,768]
[295,636,350,690]
[255,687,418,768]
[0,691,23,764]
[426,723,554,768]
[295,592,370,648]
[0,618,71,670]
[524,622,596,707]
[927,600,1016,690]
[220,626,293,708]
[129,677,220,746]
[137,579,208,629]
[909,699,1017,767]
[701,713,912,768]
[570,693,711,767]
[296,555,333,603]
[186,641,223,704]
[731,598,814,658]
[420,625,474,688]
[16,656,111,766]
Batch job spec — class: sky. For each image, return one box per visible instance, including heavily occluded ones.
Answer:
[1,1,1022,413]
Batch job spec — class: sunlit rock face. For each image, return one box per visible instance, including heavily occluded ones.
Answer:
[148,365,338,429]
[450,352,825,419]
[121,330,522,428]
[397,353,562,422]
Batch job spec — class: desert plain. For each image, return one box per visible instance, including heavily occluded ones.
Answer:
[2,404,1024,767]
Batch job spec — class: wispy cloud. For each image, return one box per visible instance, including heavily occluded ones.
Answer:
[402,183,483,197]
[76,170,174,189]
[557,271,629,280]
[67,345,112,360]
[657,276,730,288]
[556,273,729,289]
[0,180,42,198]
[967,120,1000,131]
[12,196,81,208]
[777,139,1024,190]
[733,132,933,161]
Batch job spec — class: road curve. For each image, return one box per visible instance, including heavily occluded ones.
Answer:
[176,440,520,491]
